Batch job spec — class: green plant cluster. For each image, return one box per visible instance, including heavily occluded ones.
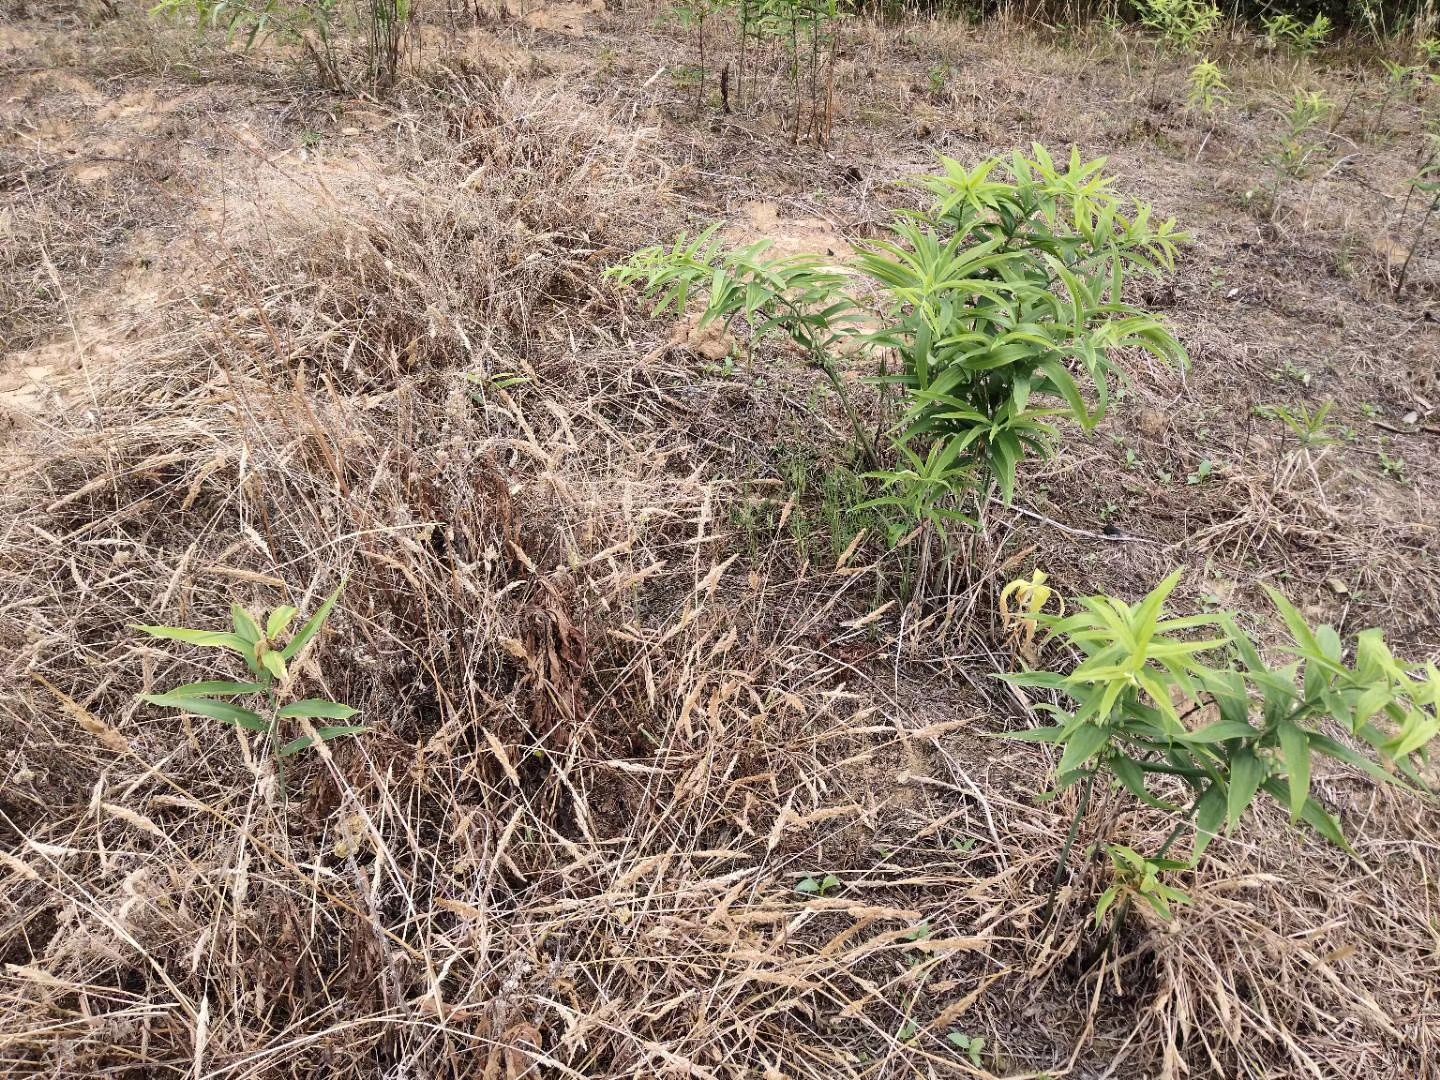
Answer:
[1185,57,1229,114]
[1263,11,1333,54]
[1134,0,1223,51]
[137,587,364,777]
[1004,570,1439,923]
[607,146,1186,532]
[1262,87,1333,217]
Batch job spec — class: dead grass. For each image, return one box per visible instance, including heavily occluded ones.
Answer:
[2,4,1439,1079]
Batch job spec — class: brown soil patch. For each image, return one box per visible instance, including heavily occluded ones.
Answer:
[728,198,854,261]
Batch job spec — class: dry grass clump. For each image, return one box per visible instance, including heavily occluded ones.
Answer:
[0,73,1024,1079]
[2,14,1439,1080]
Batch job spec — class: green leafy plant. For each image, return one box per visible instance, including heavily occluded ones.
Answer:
[1185,57,1228,115]
[1260,400,1335,448]
[1375,60,1424,140]
[1263,88,1332,219]
[606,225,874,461]
[857,440,979,532]
[137,587,364,784]
[796,872,842,895]
[946,1030,987,1066]
[1263,12,1331,57]
[1380,448,1408,482]
[608,147,1187,534]
[926,62,952,101]
[1271,88,1332,177]
[1004,570,1439,936]
[1135,0,1222,52]
[1095,845,1192,922]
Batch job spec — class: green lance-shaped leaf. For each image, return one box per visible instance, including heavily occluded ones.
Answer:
[1226,748,1267,829]
[1276,720,1311,820]
[231,604,262,645]
[266,606,298,641]
[278,725,368,758]
[1058,721,1112,775]
[141,693,268,733]
[281,586,343,662]
[278,699,360,720]
[1192,781,1226,859]
[135,625,253,654]
[164,680,269,698]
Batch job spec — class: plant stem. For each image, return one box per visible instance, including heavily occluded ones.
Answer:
[1397,188,1438,295]
[266,688,287,802]
[1043,768,1095,923]
[789,7,800,144]
[1156,791,1204,860]
[737,0,747,109]
[814,351,879,469]
[697,10,706,115]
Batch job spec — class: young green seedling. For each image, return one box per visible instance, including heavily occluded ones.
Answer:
[137,586,364,790]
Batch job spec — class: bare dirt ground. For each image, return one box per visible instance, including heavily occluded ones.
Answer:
[2,2,1438,1078]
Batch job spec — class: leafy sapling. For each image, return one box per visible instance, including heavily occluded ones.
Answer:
[608,147,1187,535]
[1375,61,1423,141]
[1186,57,1228,116]
[1135,0,1221,52]
[1264,89,1332,219]
[137,586,364,783]
[1003,570,1440,937]
[1263,13,1331,58]
[1096,845,1192,923]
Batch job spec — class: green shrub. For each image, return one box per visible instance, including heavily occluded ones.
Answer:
[1185,57,1229,114]
[607,146,1186,529]
[1263,88,1333,215]
[1263,12,1333,54]
[1135,0,1223,51]
[1004,570,1439,930]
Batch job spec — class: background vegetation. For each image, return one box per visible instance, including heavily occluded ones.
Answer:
[1,0,1438,1076]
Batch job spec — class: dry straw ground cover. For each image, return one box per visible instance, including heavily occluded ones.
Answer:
[1,1,1438,1078]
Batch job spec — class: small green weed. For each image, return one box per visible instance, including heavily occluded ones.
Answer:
[1262,12,1331,57]
[946,1030,987,1066]
[1186,57,1228,115]
[1259,400,1335,448]
[1268,89,1332,181]
[137,586,363,789]
[796,873,842,896]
